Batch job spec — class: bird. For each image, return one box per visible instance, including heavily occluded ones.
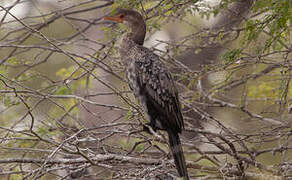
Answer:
[104,9,189,180]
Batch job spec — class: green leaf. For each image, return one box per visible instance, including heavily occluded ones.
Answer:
[221,48,241,64]
[55,86,71,95]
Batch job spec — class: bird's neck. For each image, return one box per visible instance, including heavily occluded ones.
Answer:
[120,23,146,59]
[128,22,146,45]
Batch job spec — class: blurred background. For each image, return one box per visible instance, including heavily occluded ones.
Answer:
[0,0,291,179]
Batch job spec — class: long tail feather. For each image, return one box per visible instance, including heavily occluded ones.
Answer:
[167,130,189,180]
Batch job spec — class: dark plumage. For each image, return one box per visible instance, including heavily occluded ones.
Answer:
[104,9,189,179]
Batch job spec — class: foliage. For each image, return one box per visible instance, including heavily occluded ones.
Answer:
[0,0,291,179]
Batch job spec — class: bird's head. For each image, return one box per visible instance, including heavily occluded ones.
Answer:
[104,9,146,45]
[104,9,144,28]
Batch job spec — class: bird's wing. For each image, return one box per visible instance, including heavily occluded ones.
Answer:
[135,50,184,132]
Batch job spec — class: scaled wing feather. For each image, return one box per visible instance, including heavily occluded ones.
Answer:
[134,50,183,132]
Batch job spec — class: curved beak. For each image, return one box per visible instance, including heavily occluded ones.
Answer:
[104,16,123,23]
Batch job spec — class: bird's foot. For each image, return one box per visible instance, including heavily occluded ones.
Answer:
[129,124,164,141]
[128,123,154,136]
[142,123,153,134]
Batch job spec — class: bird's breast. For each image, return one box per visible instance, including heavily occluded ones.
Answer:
[126,62,139,95]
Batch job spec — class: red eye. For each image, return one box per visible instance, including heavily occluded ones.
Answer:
[119,14,124,18]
